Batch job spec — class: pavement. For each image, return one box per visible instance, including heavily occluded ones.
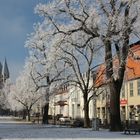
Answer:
[0,117,140,140]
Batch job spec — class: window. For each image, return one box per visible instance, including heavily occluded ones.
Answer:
[102,93,105,100]
[129,82,133,97]
[77,92,80,102]
[98,94,100,101]
[121,106,126,122]
[102,107,105,119]
[137,105,140,114]
[96,90,100,100]
[121,85,125,98]
[137,79,140,96]
[97,108,100,118]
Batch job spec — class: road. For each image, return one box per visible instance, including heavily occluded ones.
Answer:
[0,117,140,140]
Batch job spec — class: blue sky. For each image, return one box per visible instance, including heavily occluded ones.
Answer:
[0,0,46,82]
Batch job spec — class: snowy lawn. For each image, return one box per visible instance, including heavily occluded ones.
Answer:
[0,117,140,140]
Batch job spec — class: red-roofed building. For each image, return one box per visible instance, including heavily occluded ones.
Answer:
[96,41,140,125]
[49,41,140,126]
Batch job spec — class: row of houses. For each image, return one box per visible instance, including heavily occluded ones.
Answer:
[48,41,140,125]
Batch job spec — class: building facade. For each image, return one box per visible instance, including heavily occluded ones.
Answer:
[49,86,69,118]
[49,41,140,125]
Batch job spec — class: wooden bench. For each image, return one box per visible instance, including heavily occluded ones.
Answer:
[124,128,140,134]
[124,124,140,135]
[31,116,42,124]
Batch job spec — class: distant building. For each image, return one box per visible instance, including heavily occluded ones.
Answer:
[0,58,10,88]
[49,85,69,119]
[0,58,10,115]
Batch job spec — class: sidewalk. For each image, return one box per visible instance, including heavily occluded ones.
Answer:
[0,117,140,140]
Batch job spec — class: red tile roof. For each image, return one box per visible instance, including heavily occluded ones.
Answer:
[125,44,140,80]
[95,42,140,86]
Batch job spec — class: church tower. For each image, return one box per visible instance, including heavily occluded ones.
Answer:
[0,58,10,88]
[0,62,3,88]
[0,58,10,115]
[0,62,2,78]
[2,58,9,82]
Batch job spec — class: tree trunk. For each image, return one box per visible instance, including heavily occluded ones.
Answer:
[22,109,26,120]
[27,109,31,121]
[104,38,125,131]
[109,80,122,131]
[42,102,49,124]
[83,94,90,128]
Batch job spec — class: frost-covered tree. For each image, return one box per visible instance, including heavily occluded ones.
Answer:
[35,0,140,130]
[25,23,66,124]
[0,79,11,113]
[8,61,43,121]
[25,11,104,127]
[96,0,140,131]
[34,0,102,128]
[50,34,105,128]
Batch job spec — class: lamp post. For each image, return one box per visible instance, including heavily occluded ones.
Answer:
[37,104,40,124]
[53,96,56,125]
[92,94,99,131]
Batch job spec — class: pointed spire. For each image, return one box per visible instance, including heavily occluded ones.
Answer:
[0,62,2,76]
[3,58,9,80]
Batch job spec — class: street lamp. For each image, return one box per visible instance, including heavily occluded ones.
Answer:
[92,94,99,131]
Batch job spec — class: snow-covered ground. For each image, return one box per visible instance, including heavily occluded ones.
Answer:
[0,117,140,140]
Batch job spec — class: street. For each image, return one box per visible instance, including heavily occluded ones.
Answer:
[0,117,140,140]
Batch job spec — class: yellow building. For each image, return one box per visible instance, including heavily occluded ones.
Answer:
[120,79,140,122]
[96,42,140,125]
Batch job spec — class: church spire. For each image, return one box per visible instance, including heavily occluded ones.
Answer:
[0,62,2,76]
[3,58,9,81]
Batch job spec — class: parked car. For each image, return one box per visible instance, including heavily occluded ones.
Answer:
[56,114,63,121]
[59,117,71,122]
[71,118,84,127]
